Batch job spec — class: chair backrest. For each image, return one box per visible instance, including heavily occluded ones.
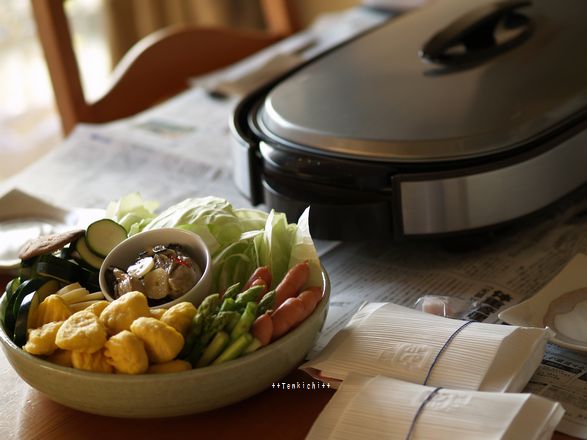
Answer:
[31,0,299,134]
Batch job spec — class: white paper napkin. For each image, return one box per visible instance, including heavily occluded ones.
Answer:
[302,303,549,392]
[307,374,565,440]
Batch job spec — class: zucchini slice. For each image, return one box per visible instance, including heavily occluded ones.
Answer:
[35,255,83,284]
[13,279,59,346]
[4,278,52,338]
[75,237,104,270]
[85,219,127,258]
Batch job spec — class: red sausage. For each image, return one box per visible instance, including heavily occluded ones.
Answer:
[244,266,272,290]
[271,297,306,340]
[251,312,273,346]
[274,262,310,309]
[297,286,323,320]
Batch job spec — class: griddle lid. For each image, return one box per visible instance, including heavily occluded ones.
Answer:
[258,0,587,163]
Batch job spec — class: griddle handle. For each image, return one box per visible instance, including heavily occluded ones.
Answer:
[420,0,532,65]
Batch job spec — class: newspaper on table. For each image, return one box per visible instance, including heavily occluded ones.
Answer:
[2,6,587,437]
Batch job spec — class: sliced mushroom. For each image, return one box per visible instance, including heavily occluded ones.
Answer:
[168,263,201,298]
[143,268,170,299]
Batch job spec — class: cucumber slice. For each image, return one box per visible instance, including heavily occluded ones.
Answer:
[85,219,127,258]
[75,237,104,270]
[13,279,59,346]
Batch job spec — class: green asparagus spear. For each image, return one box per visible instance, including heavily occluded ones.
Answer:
[201,311,238,344]
[221,311,241,332]
[243,337,262,354]
[230,302,257,341]
[212,333,254,365]
[235,285,264,307]
[196,331,230,367]
[257,289,276,315]
[219,297,238,312]
[222,282,241,300]
[198,293,221,317]
[179,313,205,358]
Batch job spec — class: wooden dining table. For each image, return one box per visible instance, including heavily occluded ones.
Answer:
[0,271,577,439]
[1,6,585,438]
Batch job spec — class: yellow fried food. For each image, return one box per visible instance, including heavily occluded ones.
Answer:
[71,349,114,373]
[150,308,166,320]
[103,330,149,374]
[56,310,107,353]
[35,295,71,328]
[100,291,150,334]
[76,300,109,317]
[130,317,184,363]
[147,359,192,374]
[23,321,64,355]
[161,302,197,336]
[46,349,73,367]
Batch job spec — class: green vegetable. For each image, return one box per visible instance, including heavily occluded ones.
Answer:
[85,218,127,257]
[197,293,221,317]
[234,285,264,307]
[244,338,263,354]
[222,282,241,300]
[219,298,237,312]
[179,313,205,359]
[257,290,276,316]
[104,192,159,235]
[217,311,240,332]
[196,331,230,367]
[213,333,253,365]
[74,237,104,270]
[6,279,59,342]
[230,302,257,341]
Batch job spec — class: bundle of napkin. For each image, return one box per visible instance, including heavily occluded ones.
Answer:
[303,303,562,439]
[307,374,564,440]
[302,303,550,392]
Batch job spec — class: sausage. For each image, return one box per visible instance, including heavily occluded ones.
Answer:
[274,262,310,309]
[243,266,272,290]
[250,312,273,346]
[297,286,323,320]
[271,297,306,341]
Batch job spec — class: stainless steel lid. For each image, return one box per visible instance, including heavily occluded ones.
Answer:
[258,0,587,163]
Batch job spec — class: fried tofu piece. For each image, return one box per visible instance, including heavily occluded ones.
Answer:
[100,291,150,334]
[104,330,149,374]
[46,349,73,368]
[161,302,197,336]
[149,308,166,320]
[23,321,64,355]
[71,349,113,373]
[56,310,107,353]
[130,317,184,364]
[84,300,110,317]
[35,295,71,328]
[147,360,192,374]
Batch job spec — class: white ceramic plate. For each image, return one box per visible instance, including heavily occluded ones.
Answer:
[0,189,103,273]
[498,253,587,352]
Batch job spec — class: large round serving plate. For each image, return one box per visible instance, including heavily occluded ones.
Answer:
[0,269,330,418]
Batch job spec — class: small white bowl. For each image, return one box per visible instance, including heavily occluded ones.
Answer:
[99,228,212,308]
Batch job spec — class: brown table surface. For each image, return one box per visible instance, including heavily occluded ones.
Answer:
[0,274,577,440]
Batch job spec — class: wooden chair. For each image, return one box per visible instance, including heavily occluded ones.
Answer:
[31,0,300,134]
